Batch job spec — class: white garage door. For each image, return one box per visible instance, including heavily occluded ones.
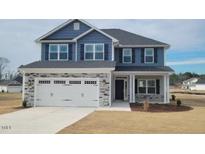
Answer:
[34,78,99,107]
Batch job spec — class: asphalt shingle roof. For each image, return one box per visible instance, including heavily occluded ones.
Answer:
[19,61,116,69]
[101,29,169,46]
[115,66,174,72]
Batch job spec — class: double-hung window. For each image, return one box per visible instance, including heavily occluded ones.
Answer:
[84,44,104,60]
[49,44,68,60]
[145,48,154,63]
[123,48,132,63]
[138,79,156,94]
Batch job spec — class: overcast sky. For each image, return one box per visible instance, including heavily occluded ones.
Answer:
[0,19,205,74]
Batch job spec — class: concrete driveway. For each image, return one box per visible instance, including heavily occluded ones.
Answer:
[0,107,95,134]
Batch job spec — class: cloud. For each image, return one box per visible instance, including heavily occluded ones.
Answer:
[167,58,205,66]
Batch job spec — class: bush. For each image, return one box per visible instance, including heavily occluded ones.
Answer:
[22,100,27,108]
[1,90,4,93]
[171,95,176,101]
[176,99,182,107]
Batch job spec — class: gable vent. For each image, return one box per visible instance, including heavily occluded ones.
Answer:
[74,22,80,30]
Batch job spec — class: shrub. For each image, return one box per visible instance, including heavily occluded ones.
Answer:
[22,100,27,108]
[1,90,4,93]
[171,95,176,101]
[176,99,182,107]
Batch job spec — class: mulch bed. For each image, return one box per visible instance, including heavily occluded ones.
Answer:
[130,103,193,112]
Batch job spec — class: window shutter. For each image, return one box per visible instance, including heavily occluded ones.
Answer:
[135,79,138,94]
[104,44,109,60]
[132,48,135,63]
[45,44,49,60]
[80,44,84,60]
[69,44,72,60]
[141,48,144,63]
[154,48,158,63]
[156,79,160,94]
[119,48,123,63]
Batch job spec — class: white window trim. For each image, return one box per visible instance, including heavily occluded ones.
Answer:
[49,44,69,61]
[144,48,154,64]
[84,43,104,61]
[138,79,156,94]
[73,22,80,30]
[122,48,132,63]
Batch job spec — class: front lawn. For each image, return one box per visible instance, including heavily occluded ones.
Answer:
[0,93,23,115]
[58,107,205,134]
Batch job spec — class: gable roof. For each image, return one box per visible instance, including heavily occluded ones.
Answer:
[196,78,205,84]
[36,19,118,43]
[101,29,169,47]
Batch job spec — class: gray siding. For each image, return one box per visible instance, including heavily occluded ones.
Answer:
[41,43,76,61]
[115,47,164,66]
[44,20,91,40]
[77,30,113,61]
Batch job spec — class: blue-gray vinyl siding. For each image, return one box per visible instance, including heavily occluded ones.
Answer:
[77,30,113,61]
[115,47,164,66]
[41,43,76,61]
[43,20,91,40]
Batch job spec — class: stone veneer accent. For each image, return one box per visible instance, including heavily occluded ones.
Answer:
[24,73,111,107]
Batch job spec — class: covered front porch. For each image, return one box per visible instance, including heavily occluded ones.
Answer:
[111,71,170,104]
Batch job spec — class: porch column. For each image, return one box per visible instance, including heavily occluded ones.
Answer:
[22,72,25,101]
[129,74,133,103]
[132,75,135,103]
[163,75,167,103]
[109,72,112,107]
[167,75,170,103]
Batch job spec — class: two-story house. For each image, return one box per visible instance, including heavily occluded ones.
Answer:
[19,19,174,107]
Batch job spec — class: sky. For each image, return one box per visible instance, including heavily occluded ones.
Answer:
[0,19,205,74]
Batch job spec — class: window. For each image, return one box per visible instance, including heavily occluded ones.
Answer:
[49,44,58,60]
[39,80,50,84]
[85,81,97,84]
[147,80,156,94]
[74,22,80,30]
[123,48,132,63]
[139,80,146,94]
[49,44,68,60]
[84,44,104,60]
[54,80,66,84]
[138,79,156,94]
[69,81,81,84]
[145,48,154,63]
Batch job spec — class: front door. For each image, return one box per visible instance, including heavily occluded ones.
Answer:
[115,80,124,100]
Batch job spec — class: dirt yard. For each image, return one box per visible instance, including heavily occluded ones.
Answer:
[59,89,205,134]
[0,93,23,114]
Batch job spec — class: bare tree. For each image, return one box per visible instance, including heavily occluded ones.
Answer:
[0,57,10,80]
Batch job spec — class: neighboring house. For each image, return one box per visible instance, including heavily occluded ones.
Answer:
[189,79,205,91]
[182,78,199,89]
[0,76,22,93]
[19,19,174,107]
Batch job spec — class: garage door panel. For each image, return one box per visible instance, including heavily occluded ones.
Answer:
[35,78,99,107]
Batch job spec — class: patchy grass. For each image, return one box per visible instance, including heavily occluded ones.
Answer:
[58,108,205,134]
[59,90,205,134]
[0,93,23,115]
[171,93,205,107]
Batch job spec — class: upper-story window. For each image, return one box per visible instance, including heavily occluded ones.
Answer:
[145,48,154,63]
[123,48,132,63]
[84,44,104,60]
[73,22,80,30]
[49,44,68,61]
